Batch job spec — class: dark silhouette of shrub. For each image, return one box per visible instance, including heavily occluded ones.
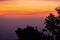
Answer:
[16,26,53,40]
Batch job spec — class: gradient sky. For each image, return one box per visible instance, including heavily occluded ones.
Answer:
[0,0,60,17]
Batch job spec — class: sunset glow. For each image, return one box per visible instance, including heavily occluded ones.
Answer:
[0,0,60,17]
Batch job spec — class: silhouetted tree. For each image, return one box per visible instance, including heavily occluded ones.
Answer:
[16,26,53,40]
[42,13,57,40]
[55,7,60,40]
[43,7,60,40]
[16,26,42,40]
[55,7,60,15]
[44,13,56,33]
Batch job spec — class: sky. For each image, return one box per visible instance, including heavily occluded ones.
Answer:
[0,0,60,17]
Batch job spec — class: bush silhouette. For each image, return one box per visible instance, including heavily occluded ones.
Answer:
[16,26,53,40]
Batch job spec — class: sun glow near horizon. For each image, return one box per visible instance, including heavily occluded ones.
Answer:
[0,0,60,17]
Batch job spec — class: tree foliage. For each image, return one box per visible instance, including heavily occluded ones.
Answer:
[43,7,60,40]
[16,26,53,40]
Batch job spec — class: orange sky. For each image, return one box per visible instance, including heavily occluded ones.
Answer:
[0,0,60,17]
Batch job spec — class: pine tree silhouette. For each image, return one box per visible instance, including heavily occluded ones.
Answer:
[55,7,60,40]
[44,13,56,33]
[43,7,60,40]
[42,13,57,40]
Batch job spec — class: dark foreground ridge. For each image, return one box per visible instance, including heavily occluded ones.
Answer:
[16,26,53,40]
